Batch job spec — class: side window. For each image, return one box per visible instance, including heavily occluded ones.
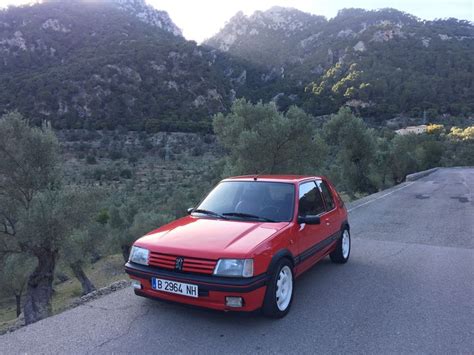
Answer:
[298,182,326,216]
[318,181,335,211]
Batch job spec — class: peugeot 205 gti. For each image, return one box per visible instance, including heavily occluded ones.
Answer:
[125,175,350,317]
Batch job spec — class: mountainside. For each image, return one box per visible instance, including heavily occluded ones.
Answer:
[206,7,474,121]
[0,2,473,131]
[0,0,256,131]
[206,7,326,67]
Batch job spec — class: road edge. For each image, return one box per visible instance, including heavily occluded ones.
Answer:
[405,167,438,182]
[0,280,130,335]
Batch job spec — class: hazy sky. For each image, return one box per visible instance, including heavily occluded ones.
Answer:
[1,0,472,42]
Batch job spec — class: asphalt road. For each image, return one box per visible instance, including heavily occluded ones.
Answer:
[1,167,473,354]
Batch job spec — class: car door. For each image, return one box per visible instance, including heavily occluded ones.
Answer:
[316,179,340,237]
[295,181,332,272]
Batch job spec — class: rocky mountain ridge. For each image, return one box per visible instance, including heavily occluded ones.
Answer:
[0,2,473,130]
[206,7,474,120]
[0,0,258,130]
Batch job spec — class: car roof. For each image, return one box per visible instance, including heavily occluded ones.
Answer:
[223,175,323,183]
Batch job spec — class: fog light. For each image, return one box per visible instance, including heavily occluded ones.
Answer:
[131,280,142,290]
[225,297,243,308]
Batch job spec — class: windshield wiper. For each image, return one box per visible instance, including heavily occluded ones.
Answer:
[222,212,275,222]
[191,209,227,219]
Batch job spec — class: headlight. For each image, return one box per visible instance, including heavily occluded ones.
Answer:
[213,259,253,278]
[129,246,149,266]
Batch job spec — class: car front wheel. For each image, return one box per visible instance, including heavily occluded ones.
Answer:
[330,228,351,263]
[262,259,294,318]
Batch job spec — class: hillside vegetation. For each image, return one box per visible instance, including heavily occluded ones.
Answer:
[207,7,474,120]
[1,2,473,131]
[0,0,255,131]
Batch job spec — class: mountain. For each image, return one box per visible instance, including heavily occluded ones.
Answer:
[0,0,255,131]
[111,0,182,36]
[0,3,473,131]
[205,7,326,67]
[206,7,474,122]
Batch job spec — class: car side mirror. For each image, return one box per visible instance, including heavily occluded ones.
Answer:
[297,215,320,225]
[187,207,194,215]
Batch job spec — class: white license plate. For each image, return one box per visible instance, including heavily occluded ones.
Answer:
[151,278,198,298]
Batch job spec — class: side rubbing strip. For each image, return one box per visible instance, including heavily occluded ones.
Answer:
[294,232,341,265]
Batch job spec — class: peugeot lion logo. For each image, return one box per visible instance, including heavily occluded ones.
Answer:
[175,257,184,271]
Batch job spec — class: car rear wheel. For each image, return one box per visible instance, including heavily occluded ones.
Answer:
[262,259,294,318]
[330,228,351,264]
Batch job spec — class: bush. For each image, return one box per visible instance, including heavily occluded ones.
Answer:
[86,155,97,164]
[120,169,133,179]
[109,150,123,160]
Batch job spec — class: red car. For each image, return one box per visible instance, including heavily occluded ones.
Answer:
[125,175,350,317]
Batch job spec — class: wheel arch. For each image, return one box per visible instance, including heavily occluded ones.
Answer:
[341,220,350,232]
[266,249,295,276]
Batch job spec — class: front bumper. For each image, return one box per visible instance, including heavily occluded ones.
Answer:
[125,262,268,312]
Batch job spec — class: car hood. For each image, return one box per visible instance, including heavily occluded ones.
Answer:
[135,216,289,259]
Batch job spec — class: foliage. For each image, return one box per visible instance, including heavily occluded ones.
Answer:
[0,112,99,324]
[426,124,445,135]
[207,7,474,121]
[0,254,35,317]
[0,1,241,132]
[449,126,474,141]
[108,200,172,261]
[322,107,377,194]
[0,4,472,132]
[214,103,473,196]
[213,99,326,176]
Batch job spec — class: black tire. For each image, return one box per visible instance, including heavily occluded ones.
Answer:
[262,258,294,318]
[330,228,351,264]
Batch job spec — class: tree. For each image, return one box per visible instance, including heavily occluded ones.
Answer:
[0,254,35,317]
[389,134,420,183]
[213,99,326,176]
[62,229,97,296]
[0,112,61,324]
[0,113,97,324]
[18,187,97,323]
[322,108,377,195]
[109,200,171,262]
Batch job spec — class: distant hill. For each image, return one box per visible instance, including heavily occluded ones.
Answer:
[0,0,256,131]
[0,2,473,131]
[206,7,474,122]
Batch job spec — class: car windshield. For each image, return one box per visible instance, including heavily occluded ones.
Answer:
[194,181,295,222]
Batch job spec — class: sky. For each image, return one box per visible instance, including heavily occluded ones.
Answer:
[0,0,472,42]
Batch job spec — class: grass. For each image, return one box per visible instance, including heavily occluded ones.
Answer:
[0,254,127,333]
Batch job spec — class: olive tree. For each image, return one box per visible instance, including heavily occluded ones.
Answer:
[0,254,35,317]
[0,113,97,324]
[322,107,377,195]
[213,99,326,176]
[62,229,97,295]
[110,201,171,262]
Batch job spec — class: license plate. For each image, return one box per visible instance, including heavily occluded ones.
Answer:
[151,278,198,298]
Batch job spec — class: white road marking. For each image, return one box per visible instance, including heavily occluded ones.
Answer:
[348,182,416,212]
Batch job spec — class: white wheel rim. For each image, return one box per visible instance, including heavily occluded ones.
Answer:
[342,230,350,259]
[276,266,293,311]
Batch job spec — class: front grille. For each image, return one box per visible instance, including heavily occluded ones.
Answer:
[148,252,217,275]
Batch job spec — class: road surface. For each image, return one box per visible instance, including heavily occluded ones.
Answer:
[1,167,473,354]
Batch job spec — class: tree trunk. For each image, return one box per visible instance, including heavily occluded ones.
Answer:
[121,244,131,262]
[70,261,96,295]
[23,250,57,324]
[15,293,21,318]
